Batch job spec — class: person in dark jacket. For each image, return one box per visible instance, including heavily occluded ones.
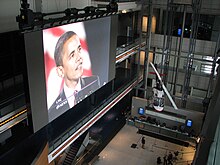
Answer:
[141,137,145,149]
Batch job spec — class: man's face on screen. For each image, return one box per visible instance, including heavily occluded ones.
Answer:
[61,35,83,83]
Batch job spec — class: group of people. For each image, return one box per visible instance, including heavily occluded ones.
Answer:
[157,151,179,165]
[140,136,181,165]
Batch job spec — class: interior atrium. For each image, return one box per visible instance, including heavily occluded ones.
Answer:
[0,0,220,165]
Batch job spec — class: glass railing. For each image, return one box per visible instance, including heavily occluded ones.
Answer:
[74,133,102,164]
[0,66,140,165]
[0,93,25,117]
[48,69,139,153]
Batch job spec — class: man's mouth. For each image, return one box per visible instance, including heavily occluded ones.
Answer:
[75,62,83,70]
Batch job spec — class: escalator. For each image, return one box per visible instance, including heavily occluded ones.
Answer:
[62,132,87,165]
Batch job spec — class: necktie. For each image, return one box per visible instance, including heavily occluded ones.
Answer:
[74,90,78,105]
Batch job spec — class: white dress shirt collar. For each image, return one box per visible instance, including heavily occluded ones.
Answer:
[63,79,82,108]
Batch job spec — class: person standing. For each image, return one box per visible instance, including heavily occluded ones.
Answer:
[141,137,145,149]
[163,155,168,165]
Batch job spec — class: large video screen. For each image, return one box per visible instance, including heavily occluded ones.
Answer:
[43,17,113,122]
[24,16,117,131]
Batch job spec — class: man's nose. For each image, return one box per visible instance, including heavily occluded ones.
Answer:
[76,51,82,61]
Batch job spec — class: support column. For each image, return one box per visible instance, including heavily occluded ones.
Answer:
[143,0,153,98]
[181,0,202,108]
[173,5,186,95]
[207,33,220,98]
[158,8,163,34]
[163,0,176,86]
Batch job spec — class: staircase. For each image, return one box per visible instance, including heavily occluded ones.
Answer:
[62,132,87,165]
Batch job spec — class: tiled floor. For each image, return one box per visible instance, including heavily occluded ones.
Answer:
[95,124,195,165]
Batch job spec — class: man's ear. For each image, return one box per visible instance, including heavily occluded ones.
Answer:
[56,66,64,78]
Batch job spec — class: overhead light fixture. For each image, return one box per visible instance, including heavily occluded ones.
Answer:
[16,0,118,31]
[122,10,127,13]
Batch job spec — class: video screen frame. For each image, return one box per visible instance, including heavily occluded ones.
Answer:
[43,17,114,122]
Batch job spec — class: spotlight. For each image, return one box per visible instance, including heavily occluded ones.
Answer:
[106,1,118,12]
[65,8,78,16]
[16,0,43,30]
[84,6,96,14]
[20,0,29,10]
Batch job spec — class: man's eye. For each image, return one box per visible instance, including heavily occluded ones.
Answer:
[70,53,74,59]
[78,47,82,52]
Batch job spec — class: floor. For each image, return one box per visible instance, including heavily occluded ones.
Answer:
[95,124,195,165]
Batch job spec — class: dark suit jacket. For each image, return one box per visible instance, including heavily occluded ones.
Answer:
[48,75,100,122]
